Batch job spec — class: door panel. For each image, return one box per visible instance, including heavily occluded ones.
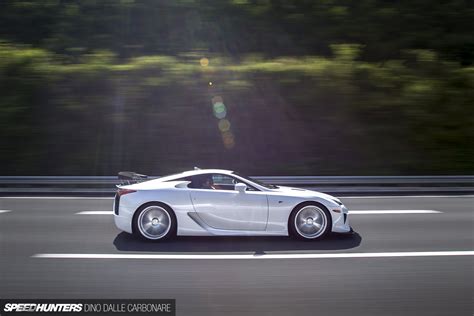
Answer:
[189,189,268,231]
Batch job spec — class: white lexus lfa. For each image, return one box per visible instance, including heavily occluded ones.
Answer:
[113,169,352,240]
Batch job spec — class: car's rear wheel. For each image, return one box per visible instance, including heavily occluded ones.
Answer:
[133,203,176,240]
[289,203,331,240]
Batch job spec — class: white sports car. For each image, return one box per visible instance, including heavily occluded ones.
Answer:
[114,169,352,240]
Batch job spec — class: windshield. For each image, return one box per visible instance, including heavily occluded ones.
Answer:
[233,173,279,189]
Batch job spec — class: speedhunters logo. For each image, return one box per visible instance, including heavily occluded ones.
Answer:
[3,304,82,312]
[0,300,175,316]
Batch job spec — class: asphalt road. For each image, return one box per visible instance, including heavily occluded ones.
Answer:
[0,195,472,316]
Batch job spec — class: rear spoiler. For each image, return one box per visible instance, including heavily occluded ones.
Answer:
[117,171,148,186]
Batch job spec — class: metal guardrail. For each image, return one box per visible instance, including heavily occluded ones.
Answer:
[254,175,474,185]
[0,176,120,185]
[0,175,472,195]
[0,175,473,186]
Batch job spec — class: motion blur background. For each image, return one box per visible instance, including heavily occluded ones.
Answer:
[0,0,472,176]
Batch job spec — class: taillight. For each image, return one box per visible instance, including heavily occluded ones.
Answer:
[115,189,135,215]
[117,188,136,196]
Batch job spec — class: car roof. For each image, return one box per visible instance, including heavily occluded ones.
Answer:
[155,169,234,182]
[178,169,234,176]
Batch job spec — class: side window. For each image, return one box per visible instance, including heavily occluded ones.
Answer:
[214,174,258,191]
[206,174,235,190]
[186,175,207,189]
[185,174,259,191]
[186,174,224,190]
[212,174,236,187]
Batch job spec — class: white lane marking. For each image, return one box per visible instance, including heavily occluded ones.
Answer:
[78,210,441,216]
[0,209,12,214]
[32,251,474,260]
[76,211,113,215]
[1,195,473,200]
[76,210,441,216]
[340,195,474,198]
[349,210,441,215]
[0,197,113,200]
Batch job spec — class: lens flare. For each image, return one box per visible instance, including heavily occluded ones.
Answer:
[200,57,209,67]
[213,102,227,119]
[218,119,231,132]
[211,96,223,105]
[210,96,234,149]
[222,131,235,149]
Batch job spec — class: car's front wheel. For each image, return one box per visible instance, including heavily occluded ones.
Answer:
[133,203,176,240]
[289,202,332,240]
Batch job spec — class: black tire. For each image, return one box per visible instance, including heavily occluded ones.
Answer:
[132,202,177,241]
[289,202,332,240]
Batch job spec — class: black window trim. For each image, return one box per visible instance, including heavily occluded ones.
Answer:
[170,173,261,192]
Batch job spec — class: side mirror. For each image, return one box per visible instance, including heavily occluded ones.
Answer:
[235,182,247,193]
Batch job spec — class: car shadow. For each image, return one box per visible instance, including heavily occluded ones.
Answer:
[113,231,362,253]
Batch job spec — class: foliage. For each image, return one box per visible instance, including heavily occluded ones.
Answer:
[0,1,472,175]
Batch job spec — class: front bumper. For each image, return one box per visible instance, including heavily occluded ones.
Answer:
[331,204,352,233]
[334,226,355,235]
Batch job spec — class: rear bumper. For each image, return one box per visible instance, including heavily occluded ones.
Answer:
[114,214,133,234]
[113,197,134,234]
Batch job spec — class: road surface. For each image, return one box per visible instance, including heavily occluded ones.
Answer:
[0,195,472,315]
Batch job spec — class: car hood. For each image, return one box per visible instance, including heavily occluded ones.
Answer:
[270,186,341,203]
